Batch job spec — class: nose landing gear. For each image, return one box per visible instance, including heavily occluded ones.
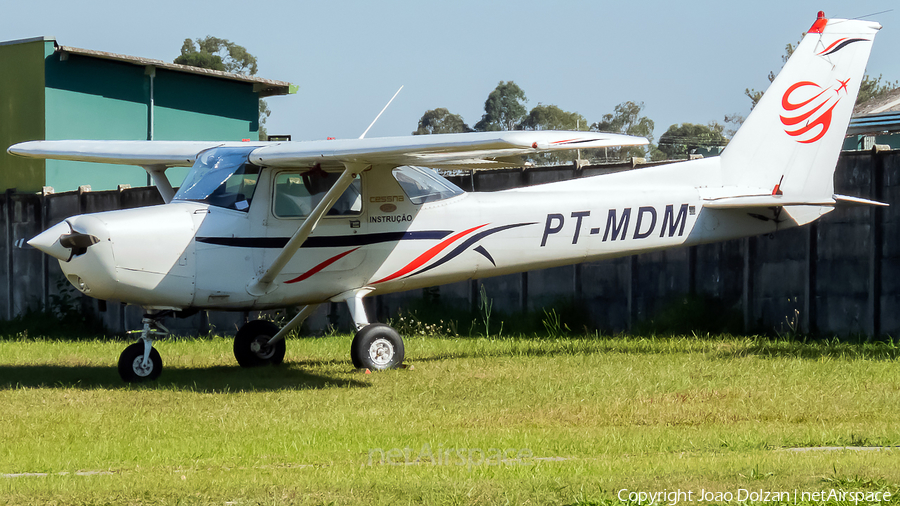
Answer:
[118,314,169,382]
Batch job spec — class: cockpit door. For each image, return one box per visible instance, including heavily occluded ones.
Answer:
[264,169,368,287]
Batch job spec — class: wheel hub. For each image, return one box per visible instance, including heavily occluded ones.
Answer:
[131,356,153,377]
[252,337,275,359]
[368,338,395,367]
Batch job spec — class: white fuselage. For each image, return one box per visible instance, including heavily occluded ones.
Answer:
[48,157,784,311]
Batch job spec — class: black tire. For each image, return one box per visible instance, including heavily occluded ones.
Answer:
[118,342,163,383]
[350,324,405,370]
[234,320,286,367]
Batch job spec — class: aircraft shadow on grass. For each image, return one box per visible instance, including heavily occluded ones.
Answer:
[407,337,900,364]
[0,363,370,392]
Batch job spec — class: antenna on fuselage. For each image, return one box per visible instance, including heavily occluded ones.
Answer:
[359,85,403,139]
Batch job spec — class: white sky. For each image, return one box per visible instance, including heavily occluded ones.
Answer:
[1,0,897,142]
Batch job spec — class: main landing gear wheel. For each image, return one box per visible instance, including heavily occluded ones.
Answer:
[118,342,163,382]
[350,324,405,370]
[234,320,286,367]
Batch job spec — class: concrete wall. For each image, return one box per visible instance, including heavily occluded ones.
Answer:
[0,150,895,337]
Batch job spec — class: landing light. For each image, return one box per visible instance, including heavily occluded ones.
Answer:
[69,275,90,293]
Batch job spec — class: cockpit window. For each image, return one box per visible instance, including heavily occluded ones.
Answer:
[173,146,260,212]
[391,166,464,204]
[273,171,362,218]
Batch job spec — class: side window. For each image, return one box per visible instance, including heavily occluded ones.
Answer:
[273,171,362,218]
[392,166,464,204]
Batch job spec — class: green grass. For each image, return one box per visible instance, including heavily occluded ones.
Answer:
[0,334,899,505]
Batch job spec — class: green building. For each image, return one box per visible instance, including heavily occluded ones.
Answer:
[0,36,295,193]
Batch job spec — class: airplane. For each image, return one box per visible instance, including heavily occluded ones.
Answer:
[8,12,884,382]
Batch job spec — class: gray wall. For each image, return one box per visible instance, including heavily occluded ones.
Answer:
[1,150,894,337]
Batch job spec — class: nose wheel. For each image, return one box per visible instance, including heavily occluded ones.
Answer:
[118,314,168,383]
[118,342,163,382]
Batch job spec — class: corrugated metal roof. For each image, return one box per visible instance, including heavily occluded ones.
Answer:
[55,44,296,98]
[854,87,900,115]
[848,88,900,136]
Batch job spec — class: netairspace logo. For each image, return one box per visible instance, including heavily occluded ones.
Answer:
[617,488,893,505]
[365,444,533,471]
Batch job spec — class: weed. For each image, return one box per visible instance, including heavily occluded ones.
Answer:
[476,284,504,338]
[741,463,775,480]
[388,309,457,338]
[542,308,570,337]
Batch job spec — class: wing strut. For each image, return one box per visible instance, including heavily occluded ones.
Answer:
[247,164,366,296]
[143,165,175,203]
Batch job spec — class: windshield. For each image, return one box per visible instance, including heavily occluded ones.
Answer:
[392,166,465,204]
[174,146,260,211]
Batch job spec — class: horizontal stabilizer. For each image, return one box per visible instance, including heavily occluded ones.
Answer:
[704,193,888,209]
[833,194,889,207]
[704,195,835,209]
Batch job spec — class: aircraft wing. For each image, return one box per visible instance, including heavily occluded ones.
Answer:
[249,131,647,169]
[8,131,647,170]
[7,140,269,167]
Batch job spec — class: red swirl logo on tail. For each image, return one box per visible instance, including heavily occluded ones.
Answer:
[780,79,849,144]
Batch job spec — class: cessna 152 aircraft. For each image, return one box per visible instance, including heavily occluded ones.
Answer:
[9,12,884,382]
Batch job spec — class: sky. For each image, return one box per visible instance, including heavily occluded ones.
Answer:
[1,0,897,143]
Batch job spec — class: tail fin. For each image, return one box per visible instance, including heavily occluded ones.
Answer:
[720,13,881,206]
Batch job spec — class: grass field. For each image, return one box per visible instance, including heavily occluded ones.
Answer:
[0,333,899,505]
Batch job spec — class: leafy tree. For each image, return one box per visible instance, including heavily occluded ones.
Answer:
[745,40,897,110]
[474,81,528,131]
[857,74,899,106]
[723,113,745,138]
[175,36,258,75]
[413,108,472,135]
[259,100,272,140]
[174,36,270,140]
[520,104,588,164]
[519,104,586,131]
[591,101,663,161]
[658,122,728,159]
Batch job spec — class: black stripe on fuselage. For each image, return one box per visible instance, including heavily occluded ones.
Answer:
[196,230,453,249]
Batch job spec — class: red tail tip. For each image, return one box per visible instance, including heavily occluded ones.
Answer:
[809,11,827,33]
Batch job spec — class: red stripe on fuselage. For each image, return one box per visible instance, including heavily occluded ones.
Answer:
[285,247,360,284]
[371,224,487,284]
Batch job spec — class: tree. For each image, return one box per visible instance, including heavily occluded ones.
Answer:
[175,36,258,75]
[518,104,586,131]
[723,113,744,138]
[174,36,270,140]
[412,108,472,135]
[591,101,663,161]
[519,104,588,164]
[474,81,527,131]
[658,122,729,160]
[857,74,899,106]
[745,40,897,110]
